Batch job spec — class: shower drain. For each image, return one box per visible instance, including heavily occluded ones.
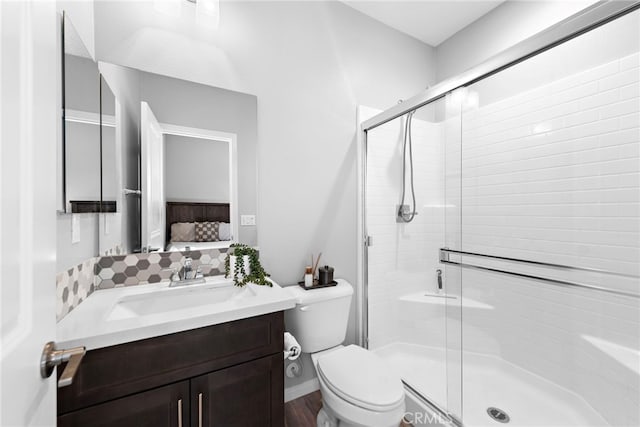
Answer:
[487,407,510,423]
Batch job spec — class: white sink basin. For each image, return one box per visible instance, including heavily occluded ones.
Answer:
[107,282,255,321]
[57,276,297,351]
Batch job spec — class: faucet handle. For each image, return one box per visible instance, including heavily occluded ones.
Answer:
[163,267,181,282]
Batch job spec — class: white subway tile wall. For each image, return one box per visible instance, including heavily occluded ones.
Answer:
[461,50,639,426]
[364,104,447,351]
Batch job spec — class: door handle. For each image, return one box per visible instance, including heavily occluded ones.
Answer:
[198,392,203,427]
[178,398,183,427]
[40,341,86,388]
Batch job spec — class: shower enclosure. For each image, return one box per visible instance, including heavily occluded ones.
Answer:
[359,3,640,426]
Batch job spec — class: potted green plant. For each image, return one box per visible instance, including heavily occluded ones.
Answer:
[224,244,272,287]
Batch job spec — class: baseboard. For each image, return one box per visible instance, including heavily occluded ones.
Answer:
[284,378,320,403]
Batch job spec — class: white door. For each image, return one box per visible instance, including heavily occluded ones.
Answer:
[1,1,58,425]
[140,102,165,252]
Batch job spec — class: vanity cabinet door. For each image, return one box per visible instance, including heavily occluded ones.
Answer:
[190,353,284,427]
[58,381,189,427]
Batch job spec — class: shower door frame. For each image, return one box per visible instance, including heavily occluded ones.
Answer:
[357,0,640,422]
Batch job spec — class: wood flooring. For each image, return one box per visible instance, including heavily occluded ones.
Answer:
[284,391,323,427]
[283,391,412,427]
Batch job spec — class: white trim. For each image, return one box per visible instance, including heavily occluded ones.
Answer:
[228,131,239,241]
[158,123,239,242]
[65,108,115,127]
[355,106,365,347]
[284,378,320,403]
[159,122,234,143]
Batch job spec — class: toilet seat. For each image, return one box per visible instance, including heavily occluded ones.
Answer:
[316,345,405,412]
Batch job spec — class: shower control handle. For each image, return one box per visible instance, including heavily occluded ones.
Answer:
[436,269,443,293]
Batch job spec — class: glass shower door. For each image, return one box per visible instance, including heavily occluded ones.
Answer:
[363,94,463,424]
[457,9,640,427]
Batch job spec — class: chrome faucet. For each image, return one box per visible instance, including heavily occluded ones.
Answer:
[165,257,205,287]
[183,257,194,280]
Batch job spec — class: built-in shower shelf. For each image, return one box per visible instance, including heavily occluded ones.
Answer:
[398,292,493,310]
[582,335,640,376]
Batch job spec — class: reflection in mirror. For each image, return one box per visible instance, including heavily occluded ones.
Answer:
[140,101,238,252]
[100,75,117,212]
[99,64,257,256]
[63,14,101,213]
[161,132,236,252]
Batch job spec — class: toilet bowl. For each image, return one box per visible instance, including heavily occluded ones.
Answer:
[312,345,405,427]
[285,280,406,427]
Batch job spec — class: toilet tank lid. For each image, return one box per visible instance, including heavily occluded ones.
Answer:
[285,279,353,304]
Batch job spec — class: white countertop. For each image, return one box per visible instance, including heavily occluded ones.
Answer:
[57,276,296,351]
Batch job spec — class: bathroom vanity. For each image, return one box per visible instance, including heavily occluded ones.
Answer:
[58,312,283,426]
[56,279,295,426]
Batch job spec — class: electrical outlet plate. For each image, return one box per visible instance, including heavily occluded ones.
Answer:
[241,215,256,226]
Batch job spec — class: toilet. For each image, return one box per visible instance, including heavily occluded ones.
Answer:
[285,280,405,427]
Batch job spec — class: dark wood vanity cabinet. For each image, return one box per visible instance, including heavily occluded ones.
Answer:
[57,312,284,427]
[191,354,283,427]
[58,381,189,427]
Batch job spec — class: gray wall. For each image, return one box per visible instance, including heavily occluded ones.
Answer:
[56,213,99,272]
[65,121,100,201]
[435,0,597,82]
[165,135,230,203]
[65,54,99,113]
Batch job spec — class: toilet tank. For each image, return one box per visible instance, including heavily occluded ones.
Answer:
[284,279,353,353]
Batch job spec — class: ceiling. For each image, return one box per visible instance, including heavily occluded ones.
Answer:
[341,0,506,46]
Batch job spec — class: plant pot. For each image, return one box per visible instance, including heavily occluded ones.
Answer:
[229,255,251,279]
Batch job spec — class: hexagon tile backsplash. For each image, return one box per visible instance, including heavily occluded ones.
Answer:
[56,248,228,322]
[56,257,97,321]
[95,248,228,289]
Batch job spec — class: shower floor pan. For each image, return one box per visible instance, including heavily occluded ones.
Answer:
[374,342,608,427]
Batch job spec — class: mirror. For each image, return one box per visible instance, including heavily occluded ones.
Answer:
[63,13,100,213]
[100,75,118,212]
[98,63,258,256]
[62,13,118,214]
[140,103,238,253]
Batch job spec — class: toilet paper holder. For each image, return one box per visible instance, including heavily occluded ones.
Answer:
[284,332,301,360]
